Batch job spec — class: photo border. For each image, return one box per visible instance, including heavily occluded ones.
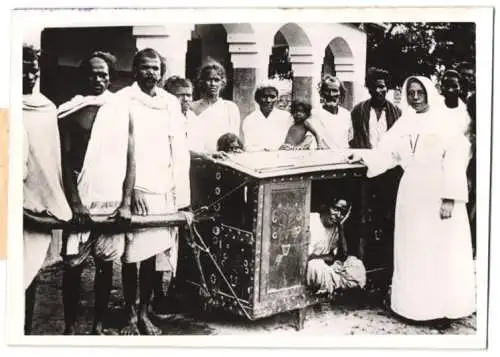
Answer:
[7,6,493,348]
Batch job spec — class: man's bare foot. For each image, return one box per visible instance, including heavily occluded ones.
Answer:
[138,314,161,335]
[120,321,140,335]
[120,310,140,335]
[91,321,104,335]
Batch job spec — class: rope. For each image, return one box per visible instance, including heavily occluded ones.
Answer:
[193,177,255,216]
[191,223,254,320]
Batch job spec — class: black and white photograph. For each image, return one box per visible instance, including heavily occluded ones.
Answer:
[7,6,492,348]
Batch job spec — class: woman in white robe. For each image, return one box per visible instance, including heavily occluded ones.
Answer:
[189,59,241,153]
[348,76,475,325]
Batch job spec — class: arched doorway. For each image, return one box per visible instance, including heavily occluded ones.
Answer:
[186,24,234,100]
[269,23,313,110]
[268,30,293,111]
[323,37,355,109]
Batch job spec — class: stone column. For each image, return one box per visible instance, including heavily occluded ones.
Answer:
[254,37,274,85]
[334,57,356,110]
[289,46,314,104]
[228,33,258,126]
[133,24,193,80]
[310,51,325,108]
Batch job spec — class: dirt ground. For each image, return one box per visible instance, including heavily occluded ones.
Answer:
[30,259,476,336]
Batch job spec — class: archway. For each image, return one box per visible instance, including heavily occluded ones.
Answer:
[186,24,233,100]
[269,23,313,109]
[322,37,355,109]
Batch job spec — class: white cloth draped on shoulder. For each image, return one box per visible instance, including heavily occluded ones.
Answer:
[57,90,125,264]
[189,98,241,153]
[57,90,113,119]
[241,107,293,151]
[441,97,472,141]
[23,93,72,289]
[359,76,475,321]
[308,106,352,150]
[85,83,190,274]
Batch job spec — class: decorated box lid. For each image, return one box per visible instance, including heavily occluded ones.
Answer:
[213,150,366,179]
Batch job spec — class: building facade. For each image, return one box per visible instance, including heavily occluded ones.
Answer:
[39,23,368,122]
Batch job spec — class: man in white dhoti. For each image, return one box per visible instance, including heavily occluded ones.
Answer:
[58,52,128,335]
[23,45,72,334]
[306,200,366,296]
[115,48,190,335]
[156,75,198,314]
[164,75,197,140]
[347,76,475,329]
[306,74,353,150]
[242,83,293,152]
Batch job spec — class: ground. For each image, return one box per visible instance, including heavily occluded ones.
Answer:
[30,259,476,336]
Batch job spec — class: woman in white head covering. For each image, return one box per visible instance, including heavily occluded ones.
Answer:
[348,76,475,327]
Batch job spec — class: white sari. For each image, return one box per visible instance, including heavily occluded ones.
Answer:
[189,98,240,152]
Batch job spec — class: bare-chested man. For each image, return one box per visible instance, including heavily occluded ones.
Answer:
[23,45,72,334]
[58,51,133,334]
[109,48,190,335]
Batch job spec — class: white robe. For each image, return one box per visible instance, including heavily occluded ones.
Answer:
[23,93,72,289]
[242,107,293,151]
[361,76,475,321]
[84,83,190,274]
[189,99,241,152]
[442,98,471,138]
[57,90,113,119]
[58,90,120,263]
[308,106,352,150]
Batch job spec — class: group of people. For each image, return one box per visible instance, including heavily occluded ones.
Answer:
[24,46,191,336]
[23,40,476,336]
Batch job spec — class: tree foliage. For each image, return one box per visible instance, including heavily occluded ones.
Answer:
[365,22,475,88]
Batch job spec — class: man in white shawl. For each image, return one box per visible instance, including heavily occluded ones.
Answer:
[57,51,124,335]
[164,75,197,141]
[306,74,353,150]
[90,48,189,335]
[347,76,475,329]
[23,45,72,334]
[242,83,293,152]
